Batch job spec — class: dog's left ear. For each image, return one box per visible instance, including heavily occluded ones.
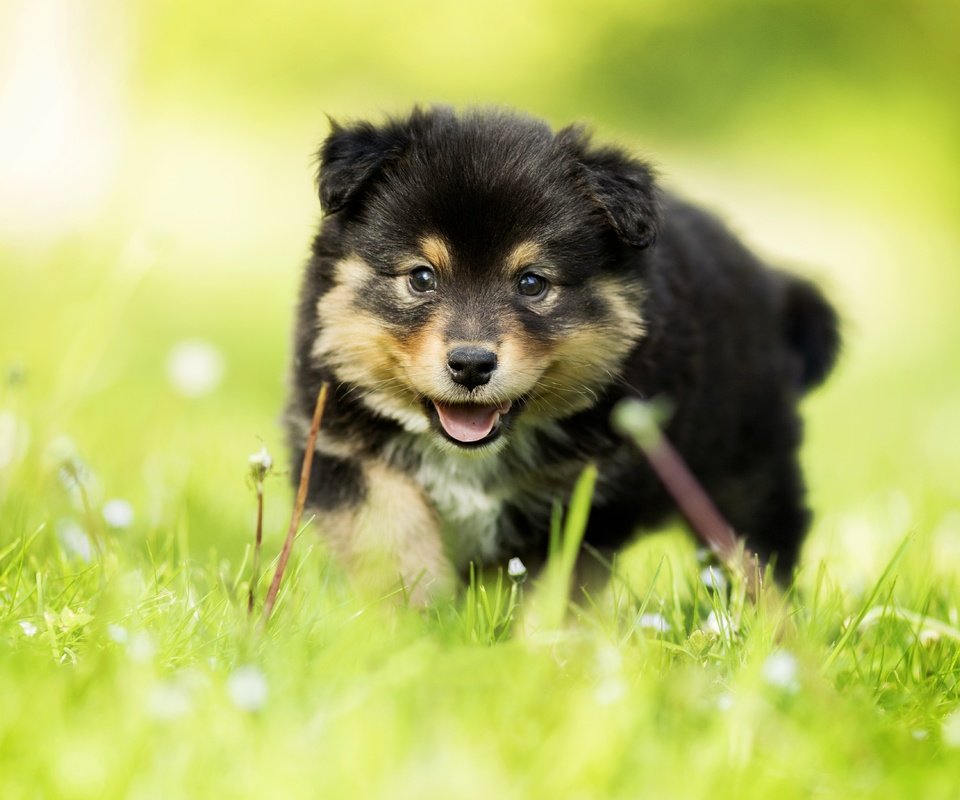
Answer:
[557,126,661,249]
[317,118,408,214]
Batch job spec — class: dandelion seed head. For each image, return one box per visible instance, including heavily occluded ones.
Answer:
[248,446,273,470]
[918,628,940,646]
[595,677,627,705]
[228,666,269,712]
[637,612,671,633]
[128,632,156,663]
[704,609,735,638]
[942,709,960,748]
[594,644,625,705]
[107,624,129,644]
[167,340,225,398]
[56,519,93,562]
[716,691,735,712]
[700,565,728,593]
[248,445,273,483]
[45,438,101,508]
[44,434,79,467]
[507,557,527,580]
[762,650,800,693]
[103,498,134,529]
[147,682,192,720]
[58,464,102,510]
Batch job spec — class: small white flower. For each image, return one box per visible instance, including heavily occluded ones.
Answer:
[128,632,157,663]
[43,434,79,468]
[56,519,93,562]
[700,565,728,593]
[228,666,268,712]
[0,411,30,469]
[715,691,735,712]
[704,609,735,638]
[248,446,273,471]
[103,498,134,529]
[507,557,527,580]
[58,464,102,511]
[762,650,800,693]
[46,439,101,509]
[942,709,960,748]
[147,682,193,720]
[595,677,627,705]
[167,340,225,398]
[107,624,129,644]
[637,613,672,633]
[18,620,37,637]
[594,645,625,705]
[918,628,940,646]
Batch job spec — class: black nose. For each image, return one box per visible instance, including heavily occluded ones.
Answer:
[447,346,497,389]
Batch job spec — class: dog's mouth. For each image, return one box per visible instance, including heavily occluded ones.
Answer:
[430,400,514,447]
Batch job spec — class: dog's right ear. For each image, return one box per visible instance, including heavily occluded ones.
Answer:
[556,125,661,249]
[317,118,408,214]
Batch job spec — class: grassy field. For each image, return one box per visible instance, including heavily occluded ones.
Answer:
[2,308,960,799]
[3,2,960,797]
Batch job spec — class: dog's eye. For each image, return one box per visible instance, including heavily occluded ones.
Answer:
[517,272,548,298]
[408,266,437,293]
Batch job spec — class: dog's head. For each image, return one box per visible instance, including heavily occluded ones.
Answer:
[310,107,659,450]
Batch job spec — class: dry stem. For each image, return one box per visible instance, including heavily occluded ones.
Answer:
[641,431,761,599]
[260,382,329,624]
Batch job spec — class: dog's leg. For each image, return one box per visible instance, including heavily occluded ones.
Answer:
[722,455,810,585]
[297,448,457,605]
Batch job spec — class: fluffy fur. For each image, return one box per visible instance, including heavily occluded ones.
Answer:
[285,107,840,600]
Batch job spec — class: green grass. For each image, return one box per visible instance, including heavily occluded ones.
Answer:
[2,244,960,798]
[3,3,960,792]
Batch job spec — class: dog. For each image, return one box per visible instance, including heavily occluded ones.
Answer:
[285,106,840,601]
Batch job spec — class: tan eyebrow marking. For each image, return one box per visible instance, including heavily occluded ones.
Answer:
[505,241,543,274]
[419,235,452,276]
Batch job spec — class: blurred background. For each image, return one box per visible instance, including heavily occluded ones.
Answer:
[1,0,958,589]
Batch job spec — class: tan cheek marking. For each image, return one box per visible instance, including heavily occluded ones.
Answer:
[313,287,397,389]
[419,234,453,278]
[525,277,647,419]
[594,276,646,338]
[496,317,551,397]
[311,256,424,422]
[393,312,450,394]
[310,461,456,606]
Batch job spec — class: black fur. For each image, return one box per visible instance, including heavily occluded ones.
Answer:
[286,106,840,588]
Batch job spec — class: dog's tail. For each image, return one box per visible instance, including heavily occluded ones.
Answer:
[780,274,841,392]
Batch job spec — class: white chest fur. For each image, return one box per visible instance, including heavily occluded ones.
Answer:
[413,447,506,569]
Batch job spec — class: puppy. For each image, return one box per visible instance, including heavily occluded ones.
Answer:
[285,107,839,601]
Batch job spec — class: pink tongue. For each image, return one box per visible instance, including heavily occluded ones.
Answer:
[435,403,501,443]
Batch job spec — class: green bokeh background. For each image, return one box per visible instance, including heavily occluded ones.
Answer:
[3,4,960,797]
[2,0,959,584]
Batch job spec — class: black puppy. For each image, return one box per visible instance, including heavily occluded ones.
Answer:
[285,107,839,601]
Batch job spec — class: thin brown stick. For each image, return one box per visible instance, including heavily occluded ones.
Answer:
[642,432,760,598]
[613,400,761,599]
[260,382,329,624]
